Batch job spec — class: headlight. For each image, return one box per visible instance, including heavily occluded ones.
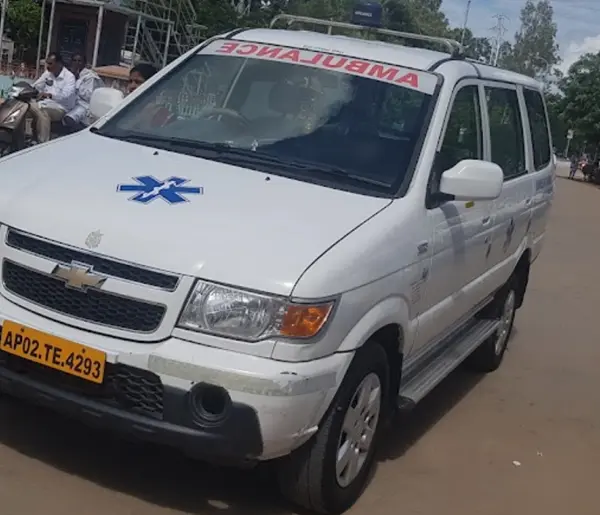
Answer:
[178,281,334,342]
[5,108,23,124]
[8,87,22,97]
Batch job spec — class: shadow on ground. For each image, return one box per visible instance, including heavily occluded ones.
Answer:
[0,358,488,514]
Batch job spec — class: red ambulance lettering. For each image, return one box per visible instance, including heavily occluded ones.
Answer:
[216,42,239,54]
[278,49,301,62]
[345,60,370,74]
[367,64,398,81]
[257,46,282,58]
[300,53,324,65]
[322,56,348,69]
[236,44,259,55]
[395,72,419,88]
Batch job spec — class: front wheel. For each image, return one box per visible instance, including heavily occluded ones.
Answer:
[277,343,389,514]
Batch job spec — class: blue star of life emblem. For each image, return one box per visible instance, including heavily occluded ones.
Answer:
[117,176,203,204]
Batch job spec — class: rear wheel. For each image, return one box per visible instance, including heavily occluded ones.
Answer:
[277,343,389,514]
[467,276,518,373]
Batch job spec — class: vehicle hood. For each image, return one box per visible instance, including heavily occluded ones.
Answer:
[0,132,391,296]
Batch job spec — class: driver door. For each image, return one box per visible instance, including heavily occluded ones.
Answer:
[413,81,494,354]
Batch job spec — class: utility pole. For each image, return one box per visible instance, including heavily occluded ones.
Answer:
[460,0,473,46]
[0,0,7,67]
[490,14,509,66]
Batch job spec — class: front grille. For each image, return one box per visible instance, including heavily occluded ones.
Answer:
[3,260,165,333]
[6,229,179,290]
[0,350,164,419]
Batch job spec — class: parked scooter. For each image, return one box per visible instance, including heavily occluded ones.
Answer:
[582,160,600,184]
[0,81,38,155]
[0,81,85,156]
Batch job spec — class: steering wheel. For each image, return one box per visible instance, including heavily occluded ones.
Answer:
[198,107,250,129]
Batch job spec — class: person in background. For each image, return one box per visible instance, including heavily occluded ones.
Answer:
[63,52,103,130]
[127,63,159,94]
[579,153,588,174]
[31,52,76,142]
[569,153,578,179]
[124,63,172,129]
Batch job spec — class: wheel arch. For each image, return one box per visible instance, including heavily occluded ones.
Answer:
[367,323,404,412]
[514,248,531,309]
[336,296,410,408]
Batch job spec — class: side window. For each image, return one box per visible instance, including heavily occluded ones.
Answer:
[437,85,483,173]
[523,89,551,170]
[485,87,526,180]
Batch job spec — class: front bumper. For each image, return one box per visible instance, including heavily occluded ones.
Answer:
[0,298,352,462]
[0,360,263,464]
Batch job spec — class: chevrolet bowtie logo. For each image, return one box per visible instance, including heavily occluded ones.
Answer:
[51,263,106,291]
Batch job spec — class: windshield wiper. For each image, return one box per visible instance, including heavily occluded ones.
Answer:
[93,130,389,188]
[94,130,268,158]
[288,163,390,188]
[93,129,213,150]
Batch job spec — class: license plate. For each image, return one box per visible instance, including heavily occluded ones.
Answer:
[0,321,106,384]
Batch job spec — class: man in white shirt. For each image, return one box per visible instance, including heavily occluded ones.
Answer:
[31,52,76,142]
[64,52,103,130]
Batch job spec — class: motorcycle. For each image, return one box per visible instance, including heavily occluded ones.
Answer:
[581,161,600,184]
[0,81,84,156]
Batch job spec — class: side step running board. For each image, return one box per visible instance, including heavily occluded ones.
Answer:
[398,319,499,408]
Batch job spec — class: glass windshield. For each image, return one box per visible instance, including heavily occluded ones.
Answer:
[97,40,437,196]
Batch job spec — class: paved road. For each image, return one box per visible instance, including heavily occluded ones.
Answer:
[1,165,599,515]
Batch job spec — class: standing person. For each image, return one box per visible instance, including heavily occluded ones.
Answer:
[569,153,578,179]
[579,153,588,174]
[63,52,103,130]
[30,52,76,142]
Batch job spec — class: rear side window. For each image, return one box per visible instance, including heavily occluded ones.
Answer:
[524,89,551,170]
[485,87,526,180]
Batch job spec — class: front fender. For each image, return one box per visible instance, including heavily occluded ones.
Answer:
[336,295,412,353]
[272,274,416,362]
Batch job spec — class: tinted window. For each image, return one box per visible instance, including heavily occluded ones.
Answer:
[437,85,482,172]
[99,45,435,197]
[486,87,526,179]
[524,89,551,170]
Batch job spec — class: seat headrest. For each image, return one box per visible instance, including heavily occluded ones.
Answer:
[268,81,317,116]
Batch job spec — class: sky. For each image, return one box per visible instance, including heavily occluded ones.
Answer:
[443,0,600,72]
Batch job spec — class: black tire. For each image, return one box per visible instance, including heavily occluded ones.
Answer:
[467,275,518,373]
[277,343,390,514]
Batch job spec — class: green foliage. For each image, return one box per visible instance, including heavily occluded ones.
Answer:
[502,0,560,78]
[6,0,42,51]
[559,52,600,154]
[447,28,492,62]
[545,91,567,152]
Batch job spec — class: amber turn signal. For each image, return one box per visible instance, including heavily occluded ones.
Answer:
[280,302,334,338]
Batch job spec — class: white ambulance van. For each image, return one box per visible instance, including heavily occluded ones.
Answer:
[0,5,554,513]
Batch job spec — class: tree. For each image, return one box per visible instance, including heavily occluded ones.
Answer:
[559,52,600,155]
[6,0,42,53]
[384,0,449,37]
[195,0,240,37]
[447,28,492,63]
[502,0,560,78]
[545,91,567,153]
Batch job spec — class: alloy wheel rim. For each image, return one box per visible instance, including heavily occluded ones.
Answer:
[335,372,382,488]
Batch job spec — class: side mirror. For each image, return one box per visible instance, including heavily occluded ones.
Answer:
[89,87,124,121]
[439,159,503,201]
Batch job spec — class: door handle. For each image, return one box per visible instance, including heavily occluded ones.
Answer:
[482,216,491,225]
[525,198,532,206]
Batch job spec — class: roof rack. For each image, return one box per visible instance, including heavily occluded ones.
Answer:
[269,14,464,57]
